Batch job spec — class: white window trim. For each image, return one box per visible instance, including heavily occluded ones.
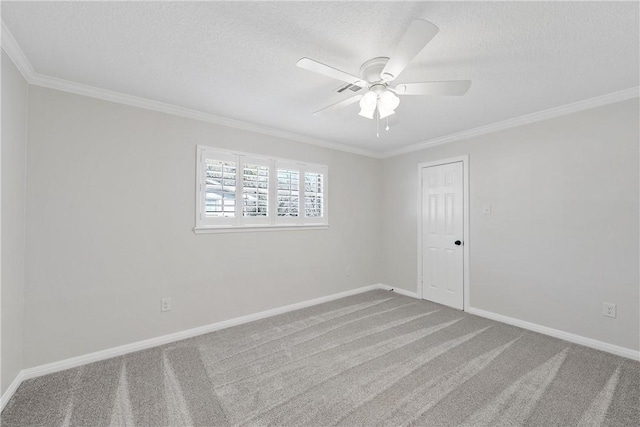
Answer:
[195,145,329,233]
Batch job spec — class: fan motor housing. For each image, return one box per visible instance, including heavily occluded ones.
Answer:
[360,57,390,84]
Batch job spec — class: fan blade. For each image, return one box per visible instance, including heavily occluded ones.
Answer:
[297,58,367,87]
[313,95,363,116]
[394,80,471,96]
[381,19,439,81]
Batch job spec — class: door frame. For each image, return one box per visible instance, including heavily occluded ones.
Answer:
[417,155,470,311]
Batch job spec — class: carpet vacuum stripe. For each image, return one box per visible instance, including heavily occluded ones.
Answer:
[2,290,638,426]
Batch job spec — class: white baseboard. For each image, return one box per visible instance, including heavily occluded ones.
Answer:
[0,284,384,410]
[0,371,24,411]
[377,283,421,299]
[380,282,639,361]
[4,284,635,411]
[467,307,640,361]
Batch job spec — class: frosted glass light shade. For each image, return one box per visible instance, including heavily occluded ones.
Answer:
[379,90,400,111]
[358,91,377,119]
[378,107,396,119]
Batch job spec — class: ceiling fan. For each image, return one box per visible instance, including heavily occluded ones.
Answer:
[296,19,471,132]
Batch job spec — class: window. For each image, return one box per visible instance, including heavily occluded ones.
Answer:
[196,146,328,232]
[201,152,236,226]
[277,168,299,217]
[304,170,324,218]
[242,163,269,217]
[205,160,236,217]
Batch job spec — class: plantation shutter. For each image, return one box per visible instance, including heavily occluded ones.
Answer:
[199,150,237,226]
[196,146,328,230]
[303,166,327,224]
[241,156,270,224]
[276,162,301,223]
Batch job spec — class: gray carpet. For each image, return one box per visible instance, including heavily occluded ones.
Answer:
[2,290,639,426]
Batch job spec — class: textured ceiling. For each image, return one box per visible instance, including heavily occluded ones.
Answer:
[2,1,639,153]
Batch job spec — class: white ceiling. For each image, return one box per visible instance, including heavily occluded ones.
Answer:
[2,1,638,154]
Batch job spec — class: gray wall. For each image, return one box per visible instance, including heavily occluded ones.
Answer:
[1,51,28,394]
[5,58,639,374]
[382,99,639,351]
[23,86,383,368]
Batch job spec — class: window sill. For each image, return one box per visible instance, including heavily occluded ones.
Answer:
[193,224,329,234]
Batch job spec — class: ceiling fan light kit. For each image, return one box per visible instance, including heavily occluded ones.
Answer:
[297,19,472,136]
[357,79,400,121]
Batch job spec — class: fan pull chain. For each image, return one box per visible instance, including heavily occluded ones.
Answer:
[376,111,380,137]
[386,117,390,131]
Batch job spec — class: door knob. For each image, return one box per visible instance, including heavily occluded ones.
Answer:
[454,240,462,246]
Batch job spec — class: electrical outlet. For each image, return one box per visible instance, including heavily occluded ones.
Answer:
[161,298,171,312]
[602,302,616,318]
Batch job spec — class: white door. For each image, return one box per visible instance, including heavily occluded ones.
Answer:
[421,162,464,309]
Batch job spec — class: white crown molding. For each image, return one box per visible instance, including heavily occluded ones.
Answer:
[3,21,637,161]
[30,72,384,158]
[1,21,35,79]
[1,21,382,159]
[382,86,640,158]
